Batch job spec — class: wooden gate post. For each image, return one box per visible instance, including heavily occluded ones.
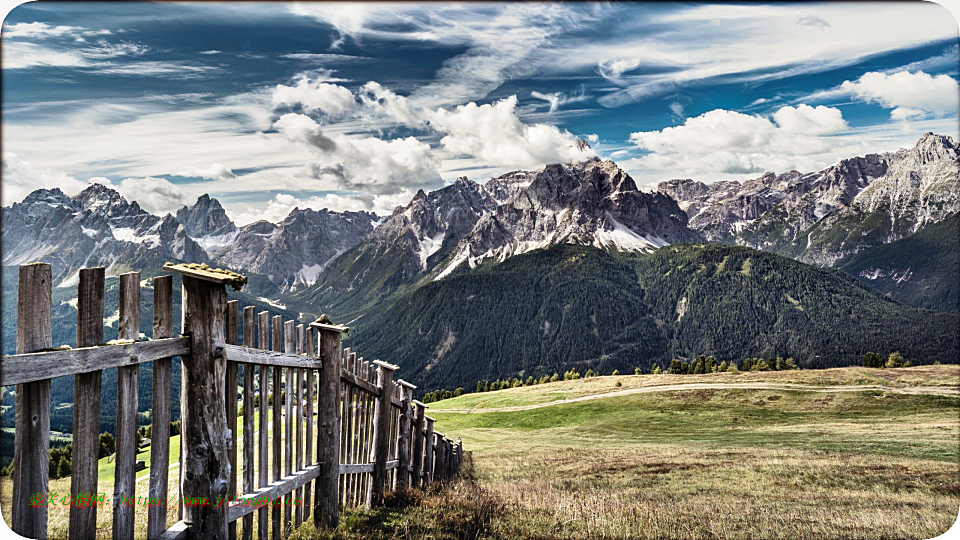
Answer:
[311,319,346,530]
[424,416,435,485]
[410,401,426,488]
[12,263,52,539]
[366,360,397,507]
[166,264,246,540]
[396,380,415,490]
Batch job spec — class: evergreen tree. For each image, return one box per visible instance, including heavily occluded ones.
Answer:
[57,456,71,479]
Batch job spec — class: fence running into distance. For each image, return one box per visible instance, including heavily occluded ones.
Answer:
[1,262,463,540]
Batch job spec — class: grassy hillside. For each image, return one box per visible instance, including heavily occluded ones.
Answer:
[839,213,959,313]
[349,243,958,390]
[274,366,960,540]
[425,367,959,539]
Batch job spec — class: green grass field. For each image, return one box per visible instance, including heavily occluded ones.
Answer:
[295,365,960,540]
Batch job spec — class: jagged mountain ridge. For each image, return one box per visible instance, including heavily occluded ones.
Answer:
[1,184,210,286]
[214,207,380,292]
[292,158,701,316]
[291,176,498,313]
[659,133,959,268]
[1,184,380,295]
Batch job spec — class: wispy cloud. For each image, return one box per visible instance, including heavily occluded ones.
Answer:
[282,53,370,63]
[289,3,599,107]
[543,3,957,108]
[2,21,111,39]
[530,88,588,113]
[176,163,237,181]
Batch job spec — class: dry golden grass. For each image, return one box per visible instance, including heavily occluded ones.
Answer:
[475,446,958,540]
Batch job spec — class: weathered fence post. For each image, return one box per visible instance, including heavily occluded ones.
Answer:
[396,381,415,490]
[410,401,426,488]
[70,267,104,540]
[366,360,397,507]
[148,275,173,540]
[455,437,463,476]
[283,320,295,535]
[257,311,270,540]
[114,271,140,540]
[12,263,52,539]
[434,435,446,483]
[167,264,244,540]
[226,300,239,540]
[242,306,256,540]
[271,315,282,540]
[424,416,435,485]
[311,319,346,530]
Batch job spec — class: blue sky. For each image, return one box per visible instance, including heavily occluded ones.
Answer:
[3,2,958,224]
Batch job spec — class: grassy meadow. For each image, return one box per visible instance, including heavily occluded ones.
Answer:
[299,365,960,540]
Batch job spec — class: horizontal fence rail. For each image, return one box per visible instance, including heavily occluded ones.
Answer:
[1,262,463,540]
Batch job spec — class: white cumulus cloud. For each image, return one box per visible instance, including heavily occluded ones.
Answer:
[273,113,441,195]
[272,76,358,116]
[840,70,959,118]
[629,105,850,177]
[2,152,93,203]
[426,96,596,169]
[772,104,848,135]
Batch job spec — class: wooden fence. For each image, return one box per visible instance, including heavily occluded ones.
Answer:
[1,262,463,540]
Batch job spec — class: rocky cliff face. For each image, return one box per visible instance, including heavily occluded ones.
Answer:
[2,184,209,285]
[213,207,379,291]
[175,194,238,251]
[659,133,959,267]
[435,159,700,279]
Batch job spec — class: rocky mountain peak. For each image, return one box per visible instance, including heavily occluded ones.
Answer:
[176,194,237,239]
[433,159,700,279]
[75,182,121,206]
[20,187,72,208]
[910,132,957,163]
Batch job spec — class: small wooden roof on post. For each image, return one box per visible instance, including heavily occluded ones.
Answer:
[163,262,248,291]
[308,315,350,334]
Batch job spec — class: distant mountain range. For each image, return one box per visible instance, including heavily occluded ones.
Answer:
[659,133,958,265]
[2,133,957,392]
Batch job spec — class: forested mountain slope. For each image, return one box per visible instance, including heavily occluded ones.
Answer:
[347,243,958,389]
